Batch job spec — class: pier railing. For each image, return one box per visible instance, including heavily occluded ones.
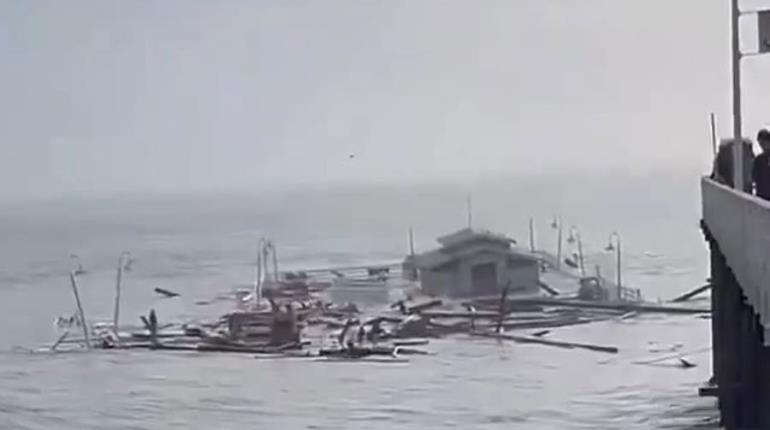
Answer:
[702,177,770,341]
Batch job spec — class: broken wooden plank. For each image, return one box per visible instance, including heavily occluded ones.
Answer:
[460,299,545,313]
[391,339,430,347]
[408,300,443,314]
[486,315,606,331]
[671,284,711,303]
[196,342,302,354]
[316,357,409,363]
[470,330,619,354]
[504,298,709,314]
[419,310,500,319]
[50,331,70,351]
[154,287,180,298]
[538,281,560,296]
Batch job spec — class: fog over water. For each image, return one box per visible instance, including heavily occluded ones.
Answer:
[2,0,770,198]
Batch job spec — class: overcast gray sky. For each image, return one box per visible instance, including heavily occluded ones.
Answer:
[1,0,770,197]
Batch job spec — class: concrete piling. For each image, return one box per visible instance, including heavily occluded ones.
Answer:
[707,238,770,429]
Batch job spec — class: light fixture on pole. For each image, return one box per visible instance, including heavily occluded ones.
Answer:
[550,216,563,270]
[605,232,622,301]
[70,253,86,276]
[568,226,585,277]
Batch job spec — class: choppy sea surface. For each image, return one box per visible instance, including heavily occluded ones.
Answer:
[0,172,719,429]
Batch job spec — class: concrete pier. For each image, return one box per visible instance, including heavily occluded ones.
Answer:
[701,177,770,429]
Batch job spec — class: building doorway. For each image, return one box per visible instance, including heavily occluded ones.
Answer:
[471,262,498,296]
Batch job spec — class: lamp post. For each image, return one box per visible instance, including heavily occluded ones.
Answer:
[70,254,86,275]
[728,3,770,190]
[731,0,743,191]
[567,226,585,277]
[113,251,132,338]
[605,232,622,301]
[550,216,563,270]
[466,193,473,229]
[253,237,267,310]
[69,270,90,349]
[528,217,536,253]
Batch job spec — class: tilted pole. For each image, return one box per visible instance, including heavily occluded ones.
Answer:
[69,272,91,349]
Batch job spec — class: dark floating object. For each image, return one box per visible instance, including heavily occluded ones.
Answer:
[538,281,560,296]
[154,287,180,298]
[679,357,697,368]
[671,284,711,303]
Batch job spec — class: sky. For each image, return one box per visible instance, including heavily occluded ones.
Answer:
[1,0,770,197]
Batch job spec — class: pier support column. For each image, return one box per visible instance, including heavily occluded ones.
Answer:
[710,240,770,429]
[757,322,770,427]
[710,242,723,386]
[737,293,758,428]
[711,243,743,429]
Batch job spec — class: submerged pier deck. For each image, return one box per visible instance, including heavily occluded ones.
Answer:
[701,177,770,429]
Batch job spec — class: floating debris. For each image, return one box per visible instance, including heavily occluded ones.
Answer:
[154,287,180,298]
[671,284,711,303]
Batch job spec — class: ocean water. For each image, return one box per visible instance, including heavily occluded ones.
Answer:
[0,170,719,429]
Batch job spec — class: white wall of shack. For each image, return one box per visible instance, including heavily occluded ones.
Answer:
[419,252,539,297]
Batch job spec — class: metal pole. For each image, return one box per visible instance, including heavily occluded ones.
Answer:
[256,250,262,308]
[113,252,129,338]
[251,261,259,309]
[263,245,271,284]
[408,228,415,256]
[69,272,91,349]
[556,220,563,270]
[466,193,473,228]
[271,242,279,283]
[113,260,123,336]
[731,0,744,191]
[577,235,585,277]
[528,217,535,252]
[710,112,718,156]
[616,237,622,300]
[254,238,264,309]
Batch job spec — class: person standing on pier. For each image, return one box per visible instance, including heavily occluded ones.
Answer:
[712,138,754,192]
[752,129,770,200]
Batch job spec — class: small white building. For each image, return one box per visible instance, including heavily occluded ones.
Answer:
[410,228,540,298]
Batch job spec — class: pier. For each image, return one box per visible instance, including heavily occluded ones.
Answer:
[701,178,770,429]
[698,1,770,427]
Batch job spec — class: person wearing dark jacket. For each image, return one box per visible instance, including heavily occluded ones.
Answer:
[753,129,770,200]
[712,138,754,192]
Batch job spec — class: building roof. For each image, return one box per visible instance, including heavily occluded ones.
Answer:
[412,228,538,271]
[436,228,514,248]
